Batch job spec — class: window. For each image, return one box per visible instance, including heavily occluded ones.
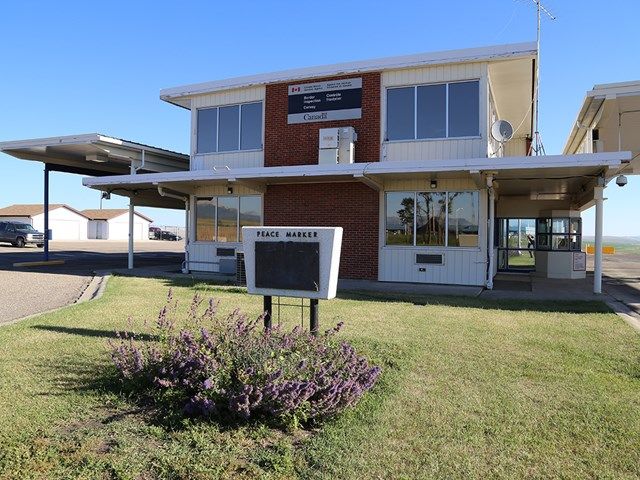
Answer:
[386,80,479,141]
[196,101,262,154]
[536,217,582,251]
[195,195,262,243]
[239,196,262,240]
[385,192,414,245]
[416,192,446,246]
[195,199,215,241]
[385,191,479,247]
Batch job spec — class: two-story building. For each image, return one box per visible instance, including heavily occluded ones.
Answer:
[2,42,634,291]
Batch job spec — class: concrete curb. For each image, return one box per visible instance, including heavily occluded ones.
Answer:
[603,295,640,333]
[77,273,110,304]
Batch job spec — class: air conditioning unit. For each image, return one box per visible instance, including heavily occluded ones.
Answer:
[318,127,357,165]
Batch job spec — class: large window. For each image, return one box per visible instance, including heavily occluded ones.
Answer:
[386,80,479,141]
[196,102,263,154]
[385,191,479,247]
[536,217,581,251]
[195,195,262,242]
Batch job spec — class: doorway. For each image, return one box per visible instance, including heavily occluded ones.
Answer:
[497,218,536,272]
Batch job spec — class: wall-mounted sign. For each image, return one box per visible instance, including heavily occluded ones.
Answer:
[242,226,343,299]
[573,251,587,271]
[287,78,362,124]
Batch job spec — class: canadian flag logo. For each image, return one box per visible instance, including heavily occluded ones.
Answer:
[291,86,300,93]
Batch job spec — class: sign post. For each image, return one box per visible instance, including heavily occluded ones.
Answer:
[242,227,343,334]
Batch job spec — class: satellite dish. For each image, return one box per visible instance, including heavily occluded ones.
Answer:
[491,119,514,143]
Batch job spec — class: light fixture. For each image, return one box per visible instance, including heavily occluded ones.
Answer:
[227,186,234,194]
[430,179,438,189]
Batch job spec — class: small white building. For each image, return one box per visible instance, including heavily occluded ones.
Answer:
[0,204,88,240]
[82,209,152,240]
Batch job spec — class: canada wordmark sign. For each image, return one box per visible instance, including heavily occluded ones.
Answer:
[287,78,362,124]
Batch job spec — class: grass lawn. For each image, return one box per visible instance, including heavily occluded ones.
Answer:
[0,276,639,479]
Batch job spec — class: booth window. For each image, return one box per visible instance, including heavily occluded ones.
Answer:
[386,80,479,141]
[536,217,581,251]
[195,195,262,242]
[196,101,263,154]
[385,191,479,247]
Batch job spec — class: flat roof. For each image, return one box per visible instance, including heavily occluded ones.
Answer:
[160,41,537,109]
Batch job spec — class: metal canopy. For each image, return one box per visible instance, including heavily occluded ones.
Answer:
[83,152,631,211]
[0,133,189,209]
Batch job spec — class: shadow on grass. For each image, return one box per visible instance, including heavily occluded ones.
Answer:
[134,275,613,315]
[31,325,160,342]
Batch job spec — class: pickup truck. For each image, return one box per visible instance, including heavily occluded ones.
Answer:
[0,221,45,248]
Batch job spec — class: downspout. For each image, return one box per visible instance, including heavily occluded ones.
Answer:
[486,174,495,290]
[157,186,190,273]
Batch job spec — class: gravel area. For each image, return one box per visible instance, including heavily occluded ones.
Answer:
[0,270,91,324]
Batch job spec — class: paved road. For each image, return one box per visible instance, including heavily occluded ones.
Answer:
[591,253,640,315]
[0,240,184,324]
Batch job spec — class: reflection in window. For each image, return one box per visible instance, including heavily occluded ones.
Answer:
[447,191,479,247]
[385,190,480,247]
[217,196,239,242]
[416,192,446,246]
[239,196,262,240]
[195,195,262,243]
[195,199,215,242]
[385,192,414,245]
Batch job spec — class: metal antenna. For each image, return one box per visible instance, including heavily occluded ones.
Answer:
[529,0,556,156]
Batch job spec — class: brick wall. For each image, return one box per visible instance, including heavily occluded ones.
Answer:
[264,72,381,167]
[264,183,379,280]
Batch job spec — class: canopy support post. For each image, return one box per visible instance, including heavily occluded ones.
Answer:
[128,197,134,270]
[594,185,604,294]
[43,163,50,261]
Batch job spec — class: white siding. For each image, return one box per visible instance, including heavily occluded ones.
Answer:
[32,208,87,240]
[191,86,265,170]
[378,177,488,286]
[381,62,488,162]
[105,213,150,241]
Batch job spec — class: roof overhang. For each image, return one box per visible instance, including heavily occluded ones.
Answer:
[564,81,640,175]
[0,133,189,176]
[161,41,537,109]
[83,152,631,210]
[0,134,190,209]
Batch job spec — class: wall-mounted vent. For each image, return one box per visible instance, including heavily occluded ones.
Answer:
[236,252,246,286]
[416,253,444,265]
[217,247,236,257]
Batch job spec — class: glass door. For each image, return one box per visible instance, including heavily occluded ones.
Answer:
[497,218,536,271]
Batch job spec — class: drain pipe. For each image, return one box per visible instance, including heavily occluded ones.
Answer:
[486,174,495,290]
[157,186,190,273]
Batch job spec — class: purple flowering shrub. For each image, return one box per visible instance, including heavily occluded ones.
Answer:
[109,289,381,426]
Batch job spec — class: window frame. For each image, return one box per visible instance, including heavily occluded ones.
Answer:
[196,101,264,155]
[385,79,481,142]
[384,190,480,249]
[194,194,263,244]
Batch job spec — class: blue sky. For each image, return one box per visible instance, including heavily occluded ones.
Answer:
[0,0,637,234]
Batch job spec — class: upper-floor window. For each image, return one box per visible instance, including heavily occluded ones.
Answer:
[196,102,263,154]
[386,80,479,141]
